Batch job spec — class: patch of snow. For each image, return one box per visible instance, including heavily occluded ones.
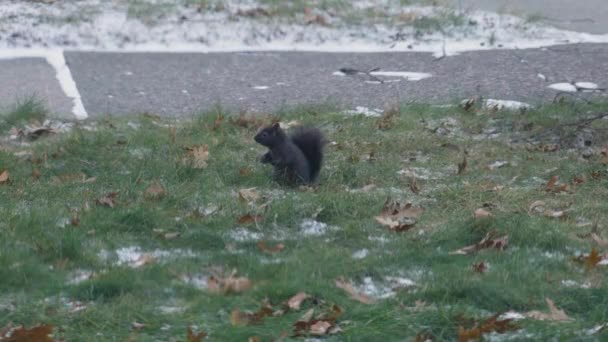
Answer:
[129,148,152,159]
[342,106,383,117]
[66,269,95,285]
[253,85,269,90]
[127,121,140,130]
[332,71,346,76]
[548,82,577,92]
[487,160,509,170]
[537,73,546,81]
[180,274,208,290]
[575,82,599,90]
[158,305,185,314]
[357,276,415,299]
[561,279,591,289]
[587,323,607,335]
[499,311,525,320]
[99,246,196,268]
[228,227,263,241]
[300,219,328,236]
[3,3,608,57]
[352,249,369,259]
[368,235,390,244]
[369,71,431,81]
[484,99,530,110]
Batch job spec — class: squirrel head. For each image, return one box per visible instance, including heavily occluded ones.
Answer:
[254,122,286,147]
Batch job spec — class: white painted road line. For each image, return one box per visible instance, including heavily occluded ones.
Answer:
[0,49,88,120]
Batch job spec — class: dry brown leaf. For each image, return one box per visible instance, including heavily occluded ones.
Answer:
[32,168,41,180]
[256,241,285,254]
[450,232,508,255]
[573,248,604,269]
[457,313,519,342]
[310,321,332,335]
[375,199,424,232]
[239,167,252,176]
[208,270,252,295]
[335,277,376,304]
[591,233,608,247]
[524,298,571,322]
[71,214,80,226]
[545,175,571,193]
[409,177,420,194]
[237,214,262,225]
[187,326,207,342]
[5,324,55,342]
[287,292,310,310]
[183,145,209,169]
[0,170,10,184]
[293,308,340,337]
[474,208,493,218]
[457,153,467,175]
[96,192,119,208]
[144,183,165,200]
[238,187,260,203]
[211,114,224,130]
[51,172,95,184]
[230,304,273,326]
[472,261,488,273]
[248,336,262,342]
[132,254,156,268]
[528,200,567,219]
[412,331,434,342]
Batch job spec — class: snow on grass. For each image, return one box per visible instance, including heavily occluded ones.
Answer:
[342,106,383,117]
[98,246,196,268]
[2,1,608,56]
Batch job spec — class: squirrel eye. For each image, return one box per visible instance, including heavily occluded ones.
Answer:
[262,132,268,137]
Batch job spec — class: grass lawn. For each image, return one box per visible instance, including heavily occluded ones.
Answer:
[1,99,607,341]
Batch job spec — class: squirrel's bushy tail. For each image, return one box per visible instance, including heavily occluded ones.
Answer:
[291,127,325,182]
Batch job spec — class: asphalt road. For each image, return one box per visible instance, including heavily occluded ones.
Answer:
[63,44,607,118]
[1,43,607,119]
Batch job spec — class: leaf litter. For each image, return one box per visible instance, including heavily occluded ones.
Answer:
[375,198,424,232]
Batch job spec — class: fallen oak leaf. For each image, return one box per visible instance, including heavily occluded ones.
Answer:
[474,208,493,218]
[545,175,571,193]
[287,292,311,310]
[591,233,608,247]
[256,241,285,254]
[4,324,55,342]
[573,248,604,269]
[335,277,376,304]
[187,326,207,342]
[96,191,119,208]
[144,183,165,200]
[207,269,252,295]
[0,170,10,184]
[450,232,508,255]
[472,261,489,273]
[524,298,571,322]
[230,303,274,326]
[457,313,519,342]
[182,145,209,169]
[457,152,467,175]
[237,214,262,225]
[238,187,260,203]
[375,199,424,232]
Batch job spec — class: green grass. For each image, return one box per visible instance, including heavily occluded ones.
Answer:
[0,96,47,132]
[1,100,608,341]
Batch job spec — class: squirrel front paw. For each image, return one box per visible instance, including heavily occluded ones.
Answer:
[260,152,273,164]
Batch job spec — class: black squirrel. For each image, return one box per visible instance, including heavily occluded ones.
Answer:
[254,123,325,184]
